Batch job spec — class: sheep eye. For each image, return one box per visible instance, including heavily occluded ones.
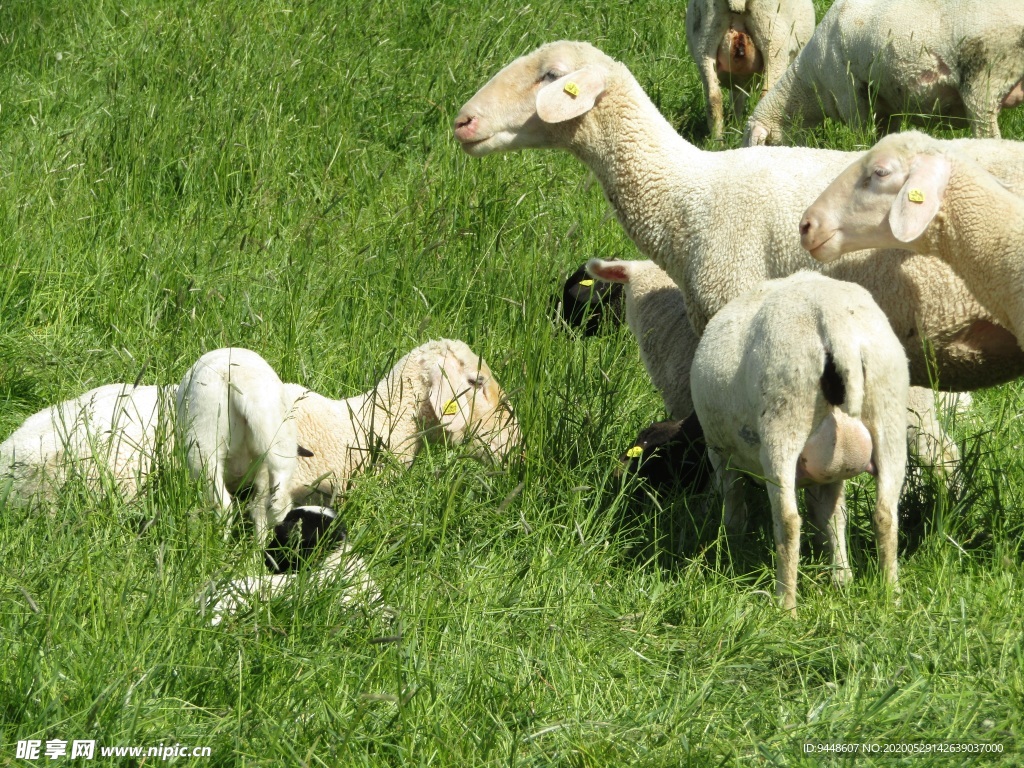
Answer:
[469,374,487,388]
[540,70,560,83]
[873,167,891,179]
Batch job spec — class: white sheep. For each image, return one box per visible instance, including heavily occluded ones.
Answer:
[586,256,963,481]
[176,348,301,542]
[685,0,815,140]
[745,0,1024,146]
[801,131,1024,350]
[177,340,520,512]
[0,383,175,505]
[454,41,1024,393]
[692,272,908,612]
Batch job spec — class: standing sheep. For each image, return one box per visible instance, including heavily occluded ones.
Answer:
[745,0,1024,146]
[801,131,1024,347]
[454,41,1024,391]
[177,340,521,510]
[0,383,175,505]
[692,272,908,612]
[685,0,815,140]
[176,348,301,542]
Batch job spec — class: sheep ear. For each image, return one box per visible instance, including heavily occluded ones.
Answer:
[889,153,951,243]
[585,257,630,284]
[536,66,607,124]
[428,355,471,433]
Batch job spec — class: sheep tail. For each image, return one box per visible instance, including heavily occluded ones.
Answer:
[818,326,866,420]
[727,0,748,14]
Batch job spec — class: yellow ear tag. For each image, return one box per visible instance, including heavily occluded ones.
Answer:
[563,81,580,97]
[578,279,594,287]
[625,446,643,458]
[907,188,925,204]
[442,399,459,416]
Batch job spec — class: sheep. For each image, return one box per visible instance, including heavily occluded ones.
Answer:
[264,505,347,573]
[801,131,1024,352]
[0,383,175,505]
[177,340,520,512]
[558,262,624,336]
[619,415,711,492]
[176,348,301,543]
[203,541,382,626]
[745,0,1024,146]
[691,272,908,612]
[454,41,1024,393]
[685,0,815,141]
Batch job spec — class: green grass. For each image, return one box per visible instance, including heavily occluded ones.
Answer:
[2,0,1023,765]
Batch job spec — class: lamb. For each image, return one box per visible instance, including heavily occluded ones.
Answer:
[745,0,1024,146]
[801,131,1024,351]
[177,340,520,513]
[0,383,176,505]
[265,505,348,574]
[691,272,908,612]
[454,41,1024,392]
[176,348,301,542]
[619,415,711,492]
[559,262,624,335]
[685,0,815,141]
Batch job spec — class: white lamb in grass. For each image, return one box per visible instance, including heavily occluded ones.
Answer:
[802,130,1024,351]
[0,383,175,504]
[744,0,1024,146]
[176,340,521,522]
[454,41,1024,394]
[691,272,908,613]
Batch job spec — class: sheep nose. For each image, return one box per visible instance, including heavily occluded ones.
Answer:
[799,214,818,248]
[454,113,478,142]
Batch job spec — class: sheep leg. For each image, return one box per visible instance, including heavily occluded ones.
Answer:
[804,481,852,587]
[700,56,726,141]
[708,450,748,534]
[765,475,801,615]
[871,425,905,593]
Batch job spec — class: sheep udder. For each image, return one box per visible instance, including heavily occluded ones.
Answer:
[796,411,874,485]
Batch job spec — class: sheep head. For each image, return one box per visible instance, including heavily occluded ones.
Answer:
[416,340,521,462]
[800,131,952,262]
[453,41,612,156]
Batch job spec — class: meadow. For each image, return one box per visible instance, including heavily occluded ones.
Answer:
[1,0,1022,764]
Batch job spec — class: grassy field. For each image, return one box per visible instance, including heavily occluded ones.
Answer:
[2,0,1023,764]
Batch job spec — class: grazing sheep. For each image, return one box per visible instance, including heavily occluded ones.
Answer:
[264,505,347,574]
[454,41,1024,391]
[178,340,520,510]
[685,0,815,140]
[559,262,624,335]
[586,258,698,419]
[176,348,300,542]
[692,272,908,612]
[745,0,1024,145]
[801,131,1024,349]
[0,383,175,505]
[619,415,711,492]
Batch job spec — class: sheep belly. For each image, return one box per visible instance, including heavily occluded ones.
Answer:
[796,411,874,486]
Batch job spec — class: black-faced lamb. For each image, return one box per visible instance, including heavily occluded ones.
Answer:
[454,41,1024,392]
[745,0,1024,146]
[691,272,908,612]
[685,0,815,140]
[801,131,1024,349]
[619,415,711,492]
[264,505,347,574]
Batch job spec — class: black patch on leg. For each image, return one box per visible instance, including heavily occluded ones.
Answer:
[820,351,846,406]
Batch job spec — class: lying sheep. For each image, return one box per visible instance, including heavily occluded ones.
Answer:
[0,383,175,505]
[176,348,301,542]
[685,0,815,140]
[454,41,1024,392]
[178,340,520,511]
[745,0,1024,145]
[801,131,1024,350]
[692,272,908,612]
[559,262,624,335]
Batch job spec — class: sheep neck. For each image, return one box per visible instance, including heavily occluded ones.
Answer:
[348,372,429,467]
[565,69,705,268]
[928,166,1024,344]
